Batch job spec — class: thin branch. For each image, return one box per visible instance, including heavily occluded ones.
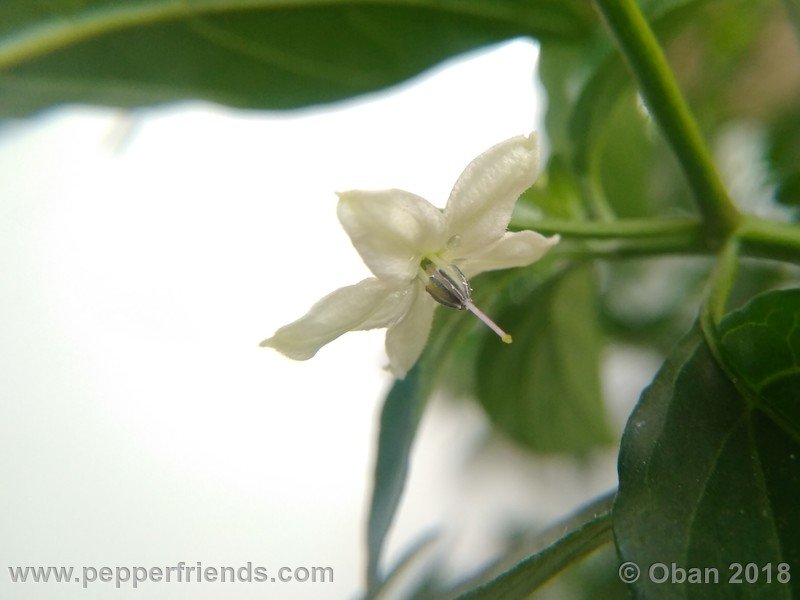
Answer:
[592,0,742,241]
[512,216,702,240]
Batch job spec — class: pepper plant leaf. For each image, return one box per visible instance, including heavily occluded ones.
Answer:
[614,289,800,598]
[0,0,595,117]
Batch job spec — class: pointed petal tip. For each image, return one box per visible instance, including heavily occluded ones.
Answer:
[259,338,273,348]
[442,132,541,253]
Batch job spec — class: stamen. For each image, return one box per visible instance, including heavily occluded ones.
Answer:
[421,259,471,309]
[465,300,513,343]
[420,258,512,343]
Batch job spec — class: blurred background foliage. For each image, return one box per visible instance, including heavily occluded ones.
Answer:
[429,0,800,459]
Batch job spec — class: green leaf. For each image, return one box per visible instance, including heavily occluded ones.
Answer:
[787,0,800,40]
[538,36,608,159]
[515,155,587,221]
[538,0,708,171]
[614,289,800,598]
[475,265,614,454]
[529,544,629,600]
[766,107,800,209]
[366,365,426,592]
[453,491,615,599]
[596,256,710,354]
[365,299,484,593]
[366,530,439,600]
[718,288,800,439]
[0,0,595,117]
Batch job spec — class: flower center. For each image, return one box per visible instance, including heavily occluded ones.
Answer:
[419,258,512,343]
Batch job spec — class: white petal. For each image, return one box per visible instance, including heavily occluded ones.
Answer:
[457,231,560,278]
[385,286,437,378]
[337,190,446,285]
[443,132,539,256]
[260,278,411,360]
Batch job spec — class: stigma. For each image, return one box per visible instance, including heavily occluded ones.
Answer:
[420,259,512,343]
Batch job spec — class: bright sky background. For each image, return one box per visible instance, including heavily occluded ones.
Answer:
[0,39,634,599]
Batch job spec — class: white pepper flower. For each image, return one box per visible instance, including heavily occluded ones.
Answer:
[261,132,558,377]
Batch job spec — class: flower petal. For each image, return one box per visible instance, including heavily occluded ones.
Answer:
[385,286,437,378]
[337,189,446,285]
[457,231,560,278]
[443,132,539,256]
[260,278,411,360]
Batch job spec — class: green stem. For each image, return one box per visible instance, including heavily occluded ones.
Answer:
[557,237,707,260]
[513,213,800,263]
[511,216,702,239]
[581,170,616,222]
[702,238,740,328]
[696,240,769,410]
[698,240,739,397]
[736,216,800,264]
[592,0,742,241]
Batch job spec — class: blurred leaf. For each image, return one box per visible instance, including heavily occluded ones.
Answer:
[0,0,596,117]
[565,0,709,178]
[614,289,800,598]
[787,0,800,38]
[776,173,800,208]
[367,531,439,600]
[567,50,629,174]
[538,36,609,159]
[595,94,657,219]
[365,282,509,593]
[366,365,427,592]
[475,265,614,454]
[538,0,711,164]
[530,543,629,600]
[593,89,695,219]
[665,0,787,127]
[515,156,587,221]
[597,256,711,354]
[598,256,800,356]
[454,491,615,599]
[537,1,709,218]
[537,0,795,228]
[766,107,800,208]
[727,258,800,311]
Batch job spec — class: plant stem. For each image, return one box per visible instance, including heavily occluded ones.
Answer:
[736,216,800,264]
[557,238,708,261]
[511,216,702,239]
[702,239,741,327]
[581,170,616,221]
[699,240,750,398]
[592,0,742,241]
[513,212,800,263]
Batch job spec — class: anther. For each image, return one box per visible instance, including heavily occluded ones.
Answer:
[421,259,512,343]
